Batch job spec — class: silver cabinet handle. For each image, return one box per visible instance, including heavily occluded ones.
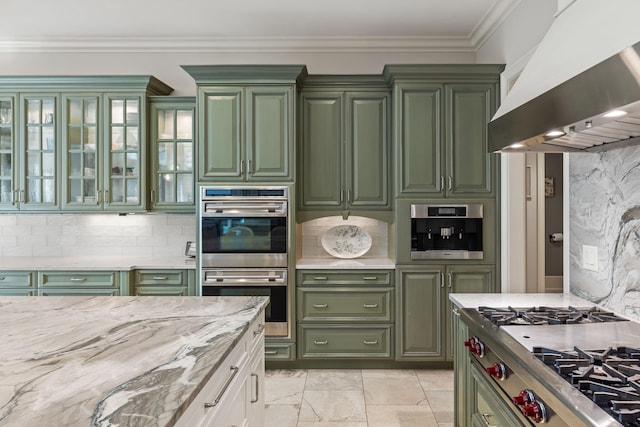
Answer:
[265,350,278,355]
[362,276,378,280]
[313,303,328,308]
[204,366,239,408]
[364,340,379,345]
[481,413,497,427]
[447,273,452,288]
[253,324,265,336]
[103,189,108,204]
[0,277,4,280]
[440,176,444,191]
[251,373,259,403]
[440,272,445,288]
[313,276,327,281]
[240,160,245,174]
[248,160,253,175]
[448,176,453,191]
[347,189,351,203]
[96,190,102,205]
[150,189,156,203]
[153,276,168,280]
[313,340,328,345]
[70,277,87,282]
[363,303,379,308]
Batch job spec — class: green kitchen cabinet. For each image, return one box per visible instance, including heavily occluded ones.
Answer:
[0,271,37,296]
[385,65,502,199]
[0,76,173,213]
[396,264,494,361]
[132,269,196,296]
[182,65,306,183]
[296,269,394,359]
[298,84,391,220]
[149,97,195,211]
[38,270,126,296]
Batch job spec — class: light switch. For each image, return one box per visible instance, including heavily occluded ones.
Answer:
[582,245,598,271]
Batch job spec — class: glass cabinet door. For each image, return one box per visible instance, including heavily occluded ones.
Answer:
[151,99,194,211]
[107,96,142,209]
[0,96,16,209]
[64,95,100,208]
[22,95,58,209]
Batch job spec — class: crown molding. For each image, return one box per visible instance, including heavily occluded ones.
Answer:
[0,35,478,54]
[470,0,522,50]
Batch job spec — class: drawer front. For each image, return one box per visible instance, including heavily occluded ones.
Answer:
[134,286,188,296]
[298,325,392,358]
[40,271,119,288]
[297,270,392,286]
[297,287,393,322]
[135,270,186,286]
[264,342,295,361]
[0,271,35,289]
[39,288,122,296]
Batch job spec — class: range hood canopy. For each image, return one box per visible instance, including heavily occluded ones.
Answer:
[489,0,640,153]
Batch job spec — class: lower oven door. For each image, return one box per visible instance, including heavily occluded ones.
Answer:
[201,268,288,337]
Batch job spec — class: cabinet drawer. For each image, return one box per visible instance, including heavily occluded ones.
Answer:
[0,271,35,289]
[264,342,295,361]
[297,287,393,322]
[134,270,187,286]
[298,325,392,358]
[297,270,392,286]
[39,271,119,288]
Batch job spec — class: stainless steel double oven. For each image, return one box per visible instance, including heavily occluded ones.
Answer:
[199,186,290,337]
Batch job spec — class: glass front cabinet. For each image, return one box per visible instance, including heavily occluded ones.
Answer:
[0,76,173,212]
[149,97,195,211]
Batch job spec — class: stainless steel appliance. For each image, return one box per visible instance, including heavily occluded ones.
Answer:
[459,306,636,427]
[411,204,483,260]
[199,186,291,337]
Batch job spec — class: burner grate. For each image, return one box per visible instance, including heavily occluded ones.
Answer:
[478,306,628,326]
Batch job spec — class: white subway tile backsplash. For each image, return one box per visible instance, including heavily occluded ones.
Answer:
[0,214,196,258]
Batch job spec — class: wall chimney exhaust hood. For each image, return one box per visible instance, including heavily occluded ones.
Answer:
[489,0,640,153]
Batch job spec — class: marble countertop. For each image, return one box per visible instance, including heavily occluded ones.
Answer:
[296,257,395,269]
[0,256,196,271]
[0,295,268,426]
[449,292,595,309]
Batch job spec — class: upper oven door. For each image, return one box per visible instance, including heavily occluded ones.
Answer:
[200,210,288,268]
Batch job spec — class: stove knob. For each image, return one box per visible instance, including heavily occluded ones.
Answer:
[522,400,548,423]
[512,389,535,406]
[472,340,485,358]
[463,336,477,349]
[486,362,507,380]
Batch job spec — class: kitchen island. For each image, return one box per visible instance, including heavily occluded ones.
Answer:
[0,295,267,426]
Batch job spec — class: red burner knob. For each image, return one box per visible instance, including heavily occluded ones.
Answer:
[512,390,534,406]
[486,362,507,380]
[522,401,548,423]
[463,336,477,348]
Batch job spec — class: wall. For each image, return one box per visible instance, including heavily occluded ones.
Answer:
[0,213,195,257]
[569,146,640,319]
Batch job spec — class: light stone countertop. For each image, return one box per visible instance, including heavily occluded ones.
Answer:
[0,256,196,271]
[0,295,268,426]
[449,292,595,309]
[296,257,395,269]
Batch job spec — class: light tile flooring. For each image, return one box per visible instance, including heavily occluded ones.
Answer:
[264,369,454,427]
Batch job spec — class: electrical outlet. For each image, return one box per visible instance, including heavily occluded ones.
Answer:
[583,245,598,271]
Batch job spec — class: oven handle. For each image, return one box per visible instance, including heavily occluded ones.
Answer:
[203,274,287,285]
[203,203,287,216]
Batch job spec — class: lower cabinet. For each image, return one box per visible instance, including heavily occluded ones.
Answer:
[0,271,37,295]
[176,310,265,427]
[296,269,394,359]
[132,269,195,296]
[470,359,525,427]
[396,264,494,361]
[38,271,126,296]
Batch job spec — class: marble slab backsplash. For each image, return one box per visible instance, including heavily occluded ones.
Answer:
[569,145,640,320]
[0,214,196,257]
[298,215,390,259]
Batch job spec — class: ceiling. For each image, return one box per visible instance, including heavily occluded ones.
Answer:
[0,0,518,52]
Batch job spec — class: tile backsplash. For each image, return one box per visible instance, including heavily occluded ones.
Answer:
[0,214,196,257]
[298,215,390,259]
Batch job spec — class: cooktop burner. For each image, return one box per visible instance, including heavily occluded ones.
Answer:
[535,346,640,426]
[478,306,628,326]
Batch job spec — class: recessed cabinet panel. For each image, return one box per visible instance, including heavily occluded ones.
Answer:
[0,95,15,209]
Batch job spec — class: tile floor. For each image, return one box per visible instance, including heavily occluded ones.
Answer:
[264,369,454,427]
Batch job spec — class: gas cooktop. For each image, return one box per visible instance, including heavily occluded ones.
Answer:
[536,346,640,426]
[478,305,628,326]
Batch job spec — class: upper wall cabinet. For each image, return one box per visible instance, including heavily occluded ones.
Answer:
[297,76,391,221]
[149,97,195,212]
[0,76,173,213]
[182,65,307,183]
[384,65,503,199]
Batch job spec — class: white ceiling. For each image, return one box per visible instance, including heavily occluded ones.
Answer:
[1,0,519,51]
